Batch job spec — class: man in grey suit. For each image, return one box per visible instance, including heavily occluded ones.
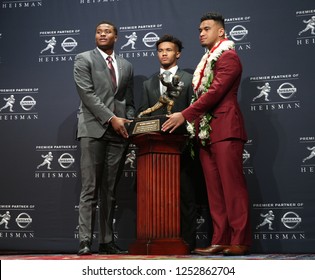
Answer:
[138,34,197,252]
[74,20,135,255]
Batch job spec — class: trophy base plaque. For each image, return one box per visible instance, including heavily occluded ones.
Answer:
[127,115,186,136]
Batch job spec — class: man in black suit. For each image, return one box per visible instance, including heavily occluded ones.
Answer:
[138,34,197,251]
[74,21,135,255]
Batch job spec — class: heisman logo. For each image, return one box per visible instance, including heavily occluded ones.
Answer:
[37,152,53,170]
[120,31,159,50]
[252,82,271,102]
[0,211,33,229]
[36,152,75,169]
[40,37,57,54]
[252,82,297,102]
[302,146,315,163]
[298,16,315,36]
[256,210,275,230]
[121,32,137,50]
[0,95,37,112]
[256,210,302,230]
[196,216,205,230]
[124,150,136,168]
[0,211,11,229]
[0,95,15,112]
[243,149,250,164]
[40,36,78,54]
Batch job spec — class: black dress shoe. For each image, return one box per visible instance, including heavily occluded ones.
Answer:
[99,241,128,254]
[78,240,92,255]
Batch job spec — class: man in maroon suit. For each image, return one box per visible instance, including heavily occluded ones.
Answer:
[162,12,251,256]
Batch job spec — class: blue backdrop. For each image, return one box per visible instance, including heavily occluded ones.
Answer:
[0,0,314,253]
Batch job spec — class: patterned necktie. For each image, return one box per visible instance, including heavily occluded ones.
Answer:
[106,56,117,91]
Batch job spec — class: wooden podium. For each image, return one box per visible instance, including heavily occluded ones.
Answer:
[128,132,189,255]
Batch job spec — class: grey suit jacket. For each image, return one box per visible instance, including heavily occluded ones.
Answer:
[138,69,193,116]
[74,48,135,138]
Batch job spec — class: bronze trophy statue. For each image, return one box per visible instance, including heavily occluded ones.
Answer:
[128,73,184,135]
[138,73,183,117]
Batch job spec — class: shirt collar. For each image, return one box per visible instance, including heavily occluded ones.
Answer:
[97,47,116,63]
[160,65,178,76]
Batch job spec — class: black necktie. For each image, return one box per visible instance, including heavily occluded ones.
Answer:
[106,56,117,91]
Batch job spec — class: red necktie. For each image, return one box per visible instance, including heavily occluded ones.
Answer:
[106,56,117,91]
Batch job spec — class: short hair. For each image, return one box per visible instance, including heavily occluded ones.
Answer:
[200,12,225,29]
[156,34,183,52]
[96,20,118,35]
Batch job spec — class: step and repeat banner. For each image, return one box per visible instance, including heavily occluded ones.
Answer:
[0,0,314,253]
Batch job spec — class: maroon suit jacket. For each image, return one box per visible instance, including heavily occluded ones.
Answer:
[182,50,247,144]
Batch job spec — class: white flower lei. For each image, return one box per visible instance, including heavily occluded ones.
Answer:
[187,39,235,148]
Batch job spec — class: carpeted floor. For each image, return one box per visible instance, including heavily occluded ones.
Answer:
[1,253,315,260]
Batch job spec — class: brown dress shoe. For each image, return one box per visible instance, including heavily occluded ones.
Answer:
[194,245,230,255]
[222,245,250,256]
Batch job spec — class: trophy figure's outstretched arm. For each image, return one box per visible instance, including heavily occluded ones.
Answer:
[138,101,164,117]
[138,95,174,117]
[138,74,182,117]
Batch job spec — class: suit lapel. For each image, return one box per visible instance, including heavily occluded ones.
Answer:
[93,48,108,70]
[176,69,184,80]
[94,49,117,93]
[115,56,123,91]
[152,74,161,98]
